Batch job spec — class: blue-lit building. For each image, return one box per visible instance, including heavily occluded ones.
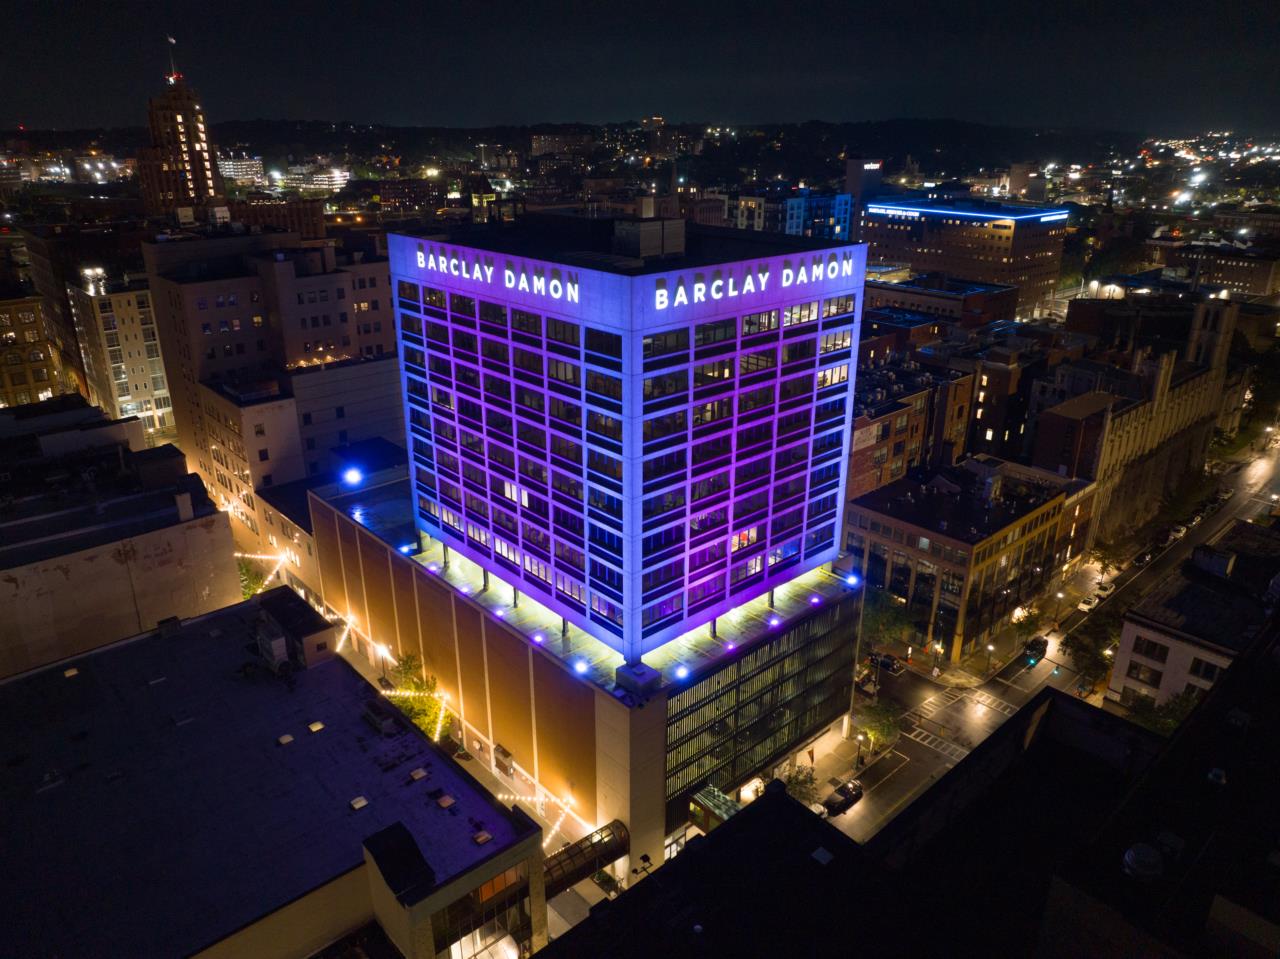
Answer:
[859,199,1069,315]
[784,190,853,241]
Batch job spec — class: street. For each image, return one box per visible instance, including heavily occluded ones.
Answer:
[821,441,1280,843]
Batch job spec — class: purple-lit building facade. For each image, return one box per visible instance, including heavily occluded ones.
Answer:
[389,220,865,664]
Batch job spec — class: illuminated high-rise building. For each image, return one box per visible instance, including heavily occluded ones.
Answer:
[391,215,864,664]
[137,55,224,217]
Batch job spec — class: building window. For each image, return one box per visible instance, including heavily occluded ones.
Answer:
[253,423,265,437]
[1189,657,1219,682]
[258,449,269,462]
[1132,636,1169,664]
[1125,661,1163,688]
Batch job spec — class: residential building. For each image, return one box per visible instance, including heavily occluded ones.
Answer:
[66,267,173,438]
[858,305,949,364]
[0,402,238,678]
[0,586,551,959]
[864,272,1019,327]
[859,199,1068,314]
[137,69,224,216]
[0,286,70,408]
[845,456,1095,661]
[1146,239,1280,297]
[1108,520,1280,708]
[848,350,974,498]
[21,220,153,393]
[142,230,398,492]
[784,190,852,241]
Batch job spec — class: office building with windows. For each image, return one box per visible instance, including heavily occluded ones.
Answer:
[137,70,224,216]
[860,200,1068,314]
[300,214,869,867]
[66,268,174,438]
[392,216,863,664]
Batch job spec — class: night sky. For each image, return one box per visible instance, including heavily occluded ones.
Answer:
[5,0,1278,133]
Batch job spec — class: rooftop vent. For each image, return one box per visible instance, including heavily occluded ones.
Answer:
[277,734,294,746]
[63,667,79,679]
[437,794,456,809]
[473,830,493,845]
[409,767,428,782]
[811,846,835,865]
[308,721,325,733]
[1122,842,1164,881]
[350,796,368,810]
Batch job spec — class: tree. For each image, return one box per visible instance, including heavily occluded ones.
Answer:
[387,653,450,741]
[1011,608,1043,644]
[782,764,820,805]
[861,591,914,648]
[1058,630,1112,687]
[1090,541,1126,585]
[1126,689,1202,736]
[855,700,901,751]
[238,558,265,600]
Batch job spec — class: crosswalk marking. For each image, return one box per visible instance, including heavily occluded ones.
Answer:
[967,690,1017,717]
[905,727,969,761]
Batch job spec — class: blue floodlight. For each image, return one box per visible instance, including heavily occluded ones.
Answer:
[341,467,364,486]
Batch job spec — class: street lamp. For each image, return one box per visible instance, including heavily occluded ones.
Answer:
[855,732,865,768]
[933,642,944,669]
[986,643,995,673]
[1055,591,1065,624]
[843,572,867,740]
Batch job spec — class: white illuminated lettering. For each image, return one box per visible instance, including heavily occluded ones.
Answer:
[416,250,425,268]
[566,281,579,304]
[742,274,756,295]
[504,268,517,289]
[841,257,854,277]
[449,257,459,276]
[758,271,770,291]
[549,278,563,299]
[782,267,794,287]
[727,276,739,297]
[827,259,839,279]
[710,279,724,299]
[483,264,494,283]
[532,274,546,296]
[693,282,706,303]
[518,273,530,293]
[674,285,688,307]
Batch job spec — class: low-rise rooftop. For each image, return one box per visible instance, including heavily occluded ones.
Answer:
[0,587,537,958]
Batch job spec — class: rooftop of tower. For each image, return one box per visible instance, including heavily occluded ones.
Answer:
[404,212,857,277]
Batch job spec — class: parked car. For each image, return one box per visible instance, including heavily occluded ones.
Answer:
[1133,550,1153,567]
[1077,594,1101,613]
[1095,581,1117,598]
[1171,524,1188,540]
[868,652,905,676]
[1188,513,1203,527]
[822,779,865,817]
[1217,487,1235,501]
[1023,636,1049,664]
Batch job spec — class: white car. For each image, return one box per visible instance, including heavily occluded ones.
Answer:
[1170,524,1188,540]
[1077,594,1100,613]
[1095,581,1117,598]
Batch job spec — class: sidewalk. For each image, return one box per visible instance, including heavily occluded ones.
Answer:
[871,563,1104,688]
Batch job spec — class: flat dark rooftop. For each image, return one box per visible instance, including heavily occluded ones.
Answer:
[867,273,1015,296]
[541,781,920,958]
[405,218,854,276]
[0,472,216,569]
[862,305,944,329]
[852,462,1068,545]
[0,588,534,958]
[1058,619,1280,949]
[258,438,407,534]
[323,476,418,550]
